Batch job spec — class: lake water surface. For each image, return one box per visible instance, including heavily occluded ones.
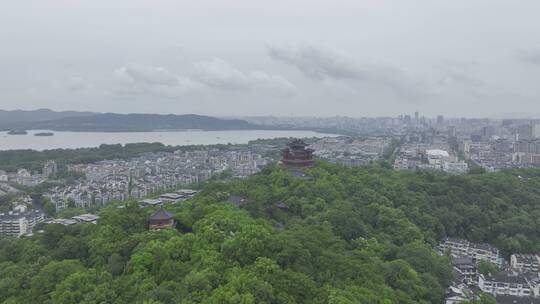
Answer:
[0,130,336,151]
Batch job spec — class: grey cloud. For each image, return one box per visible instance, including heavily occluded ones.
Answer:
[517,49,540,65]
[54,76,93,91]
[249,71,297,97]
[3,0,540,116]
[437,70,483,87]
[116,64,180,86]
[268,45,362,80]
[268,45,422,98]
[193,58,297,97]
[111,64,202,98]
[193,58,251,90]
[66,77,94,91]
[106,80,201,100]
[111,60,296,99]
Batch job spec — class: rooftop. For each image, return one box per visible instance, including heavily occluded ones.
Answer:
[484,271,528,285]
[149,208,174,220]
[141,199,163,206]
[72,214,99,222]
[453,256,475,267]
[512,254,540,264]
[427,149,450,157]
[496,295,540,304]
[159,193,183,199]
[0,209,44,221]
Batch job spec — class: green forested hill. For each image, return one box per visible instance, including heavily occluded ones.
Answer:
[1,163,539,303]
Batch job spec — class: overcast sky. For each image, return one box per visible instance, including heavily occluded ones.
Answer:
[1,0,540,117]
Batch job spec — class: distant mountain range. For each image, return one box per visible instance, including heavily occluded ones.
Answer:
[0,109,261,132]
[0,109,97,129]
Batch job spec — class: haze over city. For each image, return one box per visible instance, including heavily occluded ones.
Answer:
[2,0,540,117]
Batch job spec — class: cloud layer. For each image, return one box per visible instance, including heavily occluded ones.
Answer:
[268,45,423,99]
[110,59,297,99]
[517,49,540,65]
[118,65,180,86]
[194,58,297,97]
[3,0,540,116]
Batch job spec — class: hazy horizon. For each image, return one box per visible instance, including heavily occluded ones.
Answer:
[2,107,540,120]
[2,1,540,117]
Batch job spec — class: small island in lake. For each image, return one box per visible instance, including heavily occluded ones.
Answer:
[7,130,28,135]
[34,132,54,137]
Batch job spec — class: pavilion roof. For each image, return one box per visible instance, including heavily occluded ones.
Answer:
[149,208,174,220]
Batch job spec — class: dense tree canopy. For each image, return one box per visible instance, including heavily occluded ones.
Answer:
[0,162,538,303]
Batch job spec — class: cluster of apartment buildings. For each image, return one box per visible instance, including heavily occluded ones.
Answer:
[0,168,45,187]
[394,144,469,174]
[245,113,540,172]
[391,113,540,172]
[309,136,391,167]
[446,119,540,171]
[44,149,271,212]
[465,139,540,171]
[0,209,100,237]
[0,160,57,188]
[439,238,540,303]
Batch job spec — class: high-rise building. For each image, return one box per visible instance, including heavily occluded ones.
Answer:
[533,123,540,139]
[404,115,412,124]
[43,160,58,177]
[517,124,533,140]
[447,126,457,137]
[481,126,495,140]
[437,115,444,125]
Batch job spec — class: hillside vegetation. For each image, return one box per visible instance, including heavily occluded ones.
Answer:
[0,163,539,303]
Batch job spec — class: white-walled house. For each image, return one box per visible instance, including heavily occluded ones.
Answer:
[479,272,532,297]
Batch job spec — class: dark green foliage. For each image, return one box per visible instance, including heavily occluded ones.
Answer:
[0,162,538,303]
[0,143,176,172]
[477,260,499,276]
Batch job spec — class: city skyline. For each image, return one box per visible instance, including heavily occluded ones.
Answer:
[2,107,540,120]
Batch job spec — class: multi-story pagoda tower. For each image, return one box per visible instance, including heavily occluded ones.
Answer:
[281,139,315,167]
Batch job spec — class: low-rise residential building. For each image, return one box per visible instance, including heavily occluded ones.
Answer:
[440,238,540,303]
[45,148,270,211]
[439,238,504,267]
[47,213,99,226]
[479,271,532,297]
[495,295,540,304]
[525,273,540,298]
[0,170,8,182]
[394,145,468,173]
[511,254,540,273]
[444,285,473,304]
[310,137,391,167]
[453,256,478,285]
